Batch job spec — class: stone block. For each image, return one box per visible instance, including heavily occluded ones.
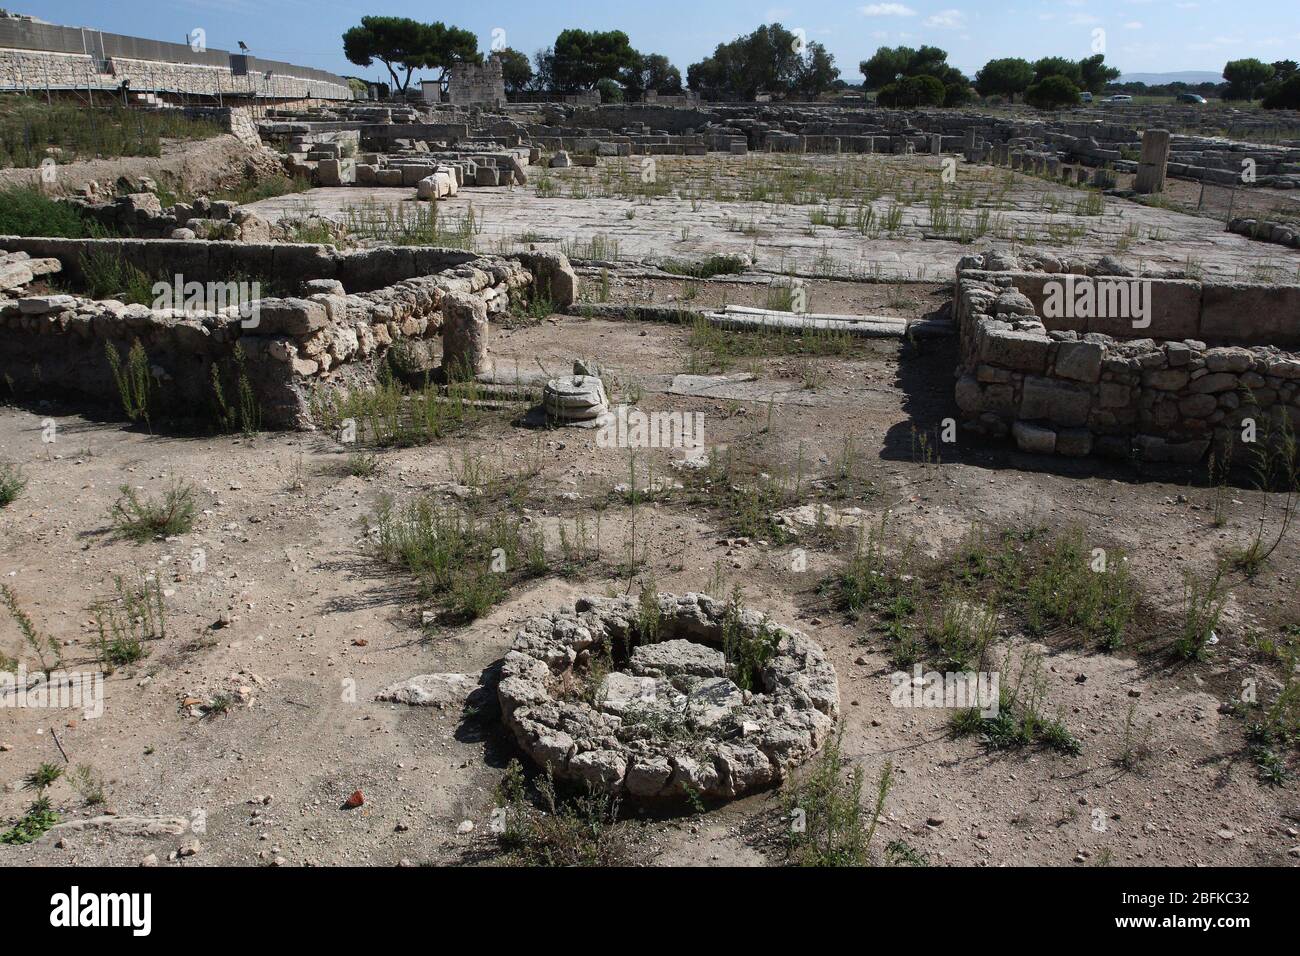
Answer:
[1187,372,1239,394]
[255,297,328,336]
[316,159,355,186]
[978,325,1051,373]
[1135,434,1209,463]
[1012,421,1056,454]
[1020,375,1092,426]
[1054,340,1103,382]
[1134,128,1171,194]
[1200,283,1300,347]
[1099,382,1131,407]
[1055,427,1093,457]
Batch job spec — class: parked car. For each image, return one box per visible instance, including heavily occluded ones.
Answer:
[1105,94,1133,103]
[1080,91,1093,103]
[1176,92,1207,104]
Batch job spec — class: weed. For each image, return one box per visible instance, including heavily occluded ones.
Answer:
[1176,564,1227,661]
[660,254,749,279]
[209,344,261,436]
[374,496,547,623]
[68,764,106,806]
[720,588,781,691]
[0,185,98,237]
[1116,700,1154,771]
[1228,415,1298,576]
[109,480,197,542]
[80,247,154,303]
[952,651,1081,755]
[105,339,154,429]
[0,462,27,507]
[93,574,165,669]
[342,197,480,248]
[0,583,60,670]
[310,367,486,448]
[0,796,59,844]
[494,760,631,866]
[784,734,892,867]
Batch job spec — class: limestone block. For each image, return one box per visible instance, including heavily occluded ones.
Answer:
[1134,128,1171,194]
[1012,421,1057,454]
[441,291,489,375]
[977,325,1051,373]
[255,297,328,336]
[1054,340,1103,383]
[1020,375,1092,426]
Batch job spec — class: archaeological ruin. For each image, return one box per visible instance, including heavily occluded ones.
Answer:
[2,9,1300,886]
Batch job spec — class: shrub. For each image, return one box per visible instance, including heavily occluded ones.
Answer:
[81,246,154,303]
[784,735,892,867]
[0,186,96,237]
[659,254,749,279]
[0,462,26,507]
[494,760,631,866]
[877,74,945,108]
[1025,75,1080,109]
[109,480,197,542]
[1263,75,1300,110]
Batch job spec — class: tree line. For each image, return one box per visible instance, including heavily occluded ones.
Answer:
[342,16,1300,110]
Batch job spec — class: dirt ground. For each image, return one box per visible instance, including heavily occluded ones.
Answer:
[3,294,1298,867]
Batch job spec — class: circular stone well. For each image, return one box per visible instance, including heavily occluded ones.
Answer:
[497,593,840,801]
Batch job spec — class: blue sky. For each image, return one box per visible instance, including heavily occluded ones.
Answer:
[18,1,1299,80]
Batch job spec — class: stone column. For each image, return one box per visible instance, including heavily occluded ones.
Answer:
[930,133,942,155]
[441,291,489,377]
[1134,128,1171,194]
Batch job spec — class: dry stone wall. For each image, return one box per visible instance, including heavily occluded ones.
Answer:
[0,237,576,428]
[953,251,1300,463]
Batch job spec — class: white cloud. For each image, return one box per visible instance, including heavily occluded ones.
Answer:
[924,9,965,28]
[1124,21,1143,29]
[859,3,916,15]
[1068,13,1100,25]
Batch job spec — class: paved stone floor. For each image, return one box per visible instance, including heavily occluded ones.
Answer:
[248,153,1300,283]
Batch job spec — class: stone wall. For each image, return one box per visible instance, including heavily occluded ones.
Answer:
[0,15,351,101]
[953,251,1300,463]
[446,58,505,107]
[0,237,576,428]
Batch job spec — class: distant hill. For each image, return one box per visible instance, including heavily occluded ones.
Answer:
[1118,71,1223,85]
